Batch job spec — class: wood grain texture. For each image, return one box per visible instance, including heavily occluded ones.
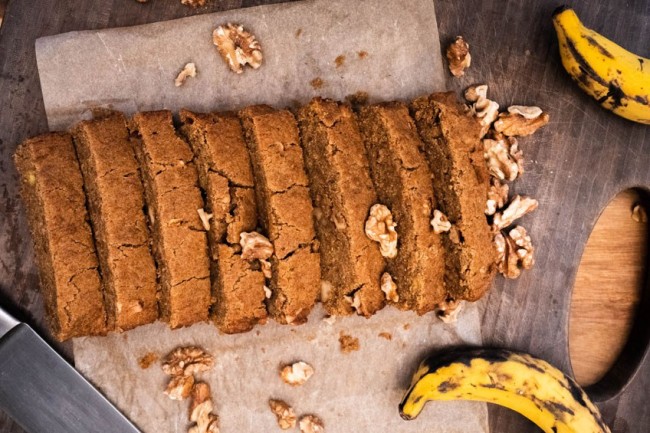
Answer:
[570,190,647,387]
[0,0,648,432]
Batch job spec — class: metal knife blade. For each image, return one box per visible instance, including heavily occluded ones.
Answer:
[0,307,141,433]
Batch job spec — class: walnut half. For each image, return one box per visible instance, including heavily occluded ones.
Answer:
[494,105,550,137]
[269,399,297,430]
[299,414,325,433]
[161,346,214,377]
[446,36,471,77]
[365,204,398,258]
[213,24,263,74]
[495,225,534,279]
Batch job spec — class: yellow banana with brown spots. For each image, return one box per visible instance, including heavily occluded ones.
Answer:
[399,348,610,433]
[553,6,650,124]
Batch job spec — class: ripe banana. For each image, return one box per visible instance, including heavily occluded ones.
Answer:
[552,6,650,124]
[399,348,610,433]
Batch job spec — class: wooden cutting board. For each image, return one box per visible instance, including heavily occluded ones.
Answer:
[0,0,648,432]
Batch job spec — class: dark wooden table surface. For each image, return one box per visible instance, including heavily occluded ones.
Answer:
[1,1,649,432]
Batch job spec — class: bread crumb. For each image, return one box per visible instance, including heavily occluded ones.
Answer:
[310,77,324,89]
[358,50,368,59]
[295,28,303,38]
[403,323,411,330]
[339,332,359,353]
[335,55,345,68]
[138,352,158,369]
[181,0,206,7]
[378,332,392,341]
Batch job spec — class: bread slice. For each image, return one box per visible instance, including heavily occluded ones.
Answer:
[73,112,158,331]
[239,105,320,325]
[297,98,385,317]
[358,102,446,314]
[14,132,107,340]
[130,111,211,328]
[410,92,496,301]
[180,110,266,334]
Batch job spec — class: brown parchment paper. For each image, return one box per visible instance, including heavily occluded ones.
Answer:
[35,0,488,432]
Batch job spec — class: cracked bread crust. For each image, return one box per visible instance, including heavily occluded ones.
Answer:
[358,102,446,314]
[73,112,158,331]
[239,105,320,324]
[180,109,266,333]
[14,132,107,340]
[130,111,211,328]
[410,92,497,301]
[213,244,267,333]
[297,98,385,317]
[179,110,258,244]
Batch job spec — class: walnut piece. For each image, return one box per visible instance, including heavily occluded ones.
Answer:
[435,298,464,324]
[280,361,314,386]
[269,399,297,430]
[187,382,219,433]
[212,24,262,74]
[299,414,325,433]
[197,208,213,231]
[465,84,499,138]
[138,352,158,369]
[495,225,534,279]
[486,178,509,215]
[632,203,648,223]
[344,291,362,314]
[430,209,452,234]
[494,107,550,137]
[264,285,272,299]
[380,272,399,303]
[260,259,272,279]
[446,36,471,77]
[181,0,206,7]
[240,231,274,261]
[483,136,523,181]
[320,280,333,303]
[493,195,538,230]
[164,374,195,400]
[175,63,197,87]
[365,204,398,259]
[162,346,214,377]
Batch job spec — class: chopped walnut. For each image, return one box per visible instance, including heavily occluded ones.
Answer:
[495,226,534,279]
[494,107,549,137]
[483,136,523,181]
[465,84,499,138]
[339,332,359,353]
[212,24,262,74]
[299,415,325,433]
[446,36,471,77]
[197,208,213,231]
[162,346,214,377]
[435,298,464,323]
[264,285,272,299]
[430,209,452,234]
[632,203,648,223]
[493,195,538,230]
[240,231,274,261]
[486,179,509,215]
[365,204,398,258]
[320,280,333,303]
[260,259,272,279]
[380,272,399,302]
[188,383,219,433]
[280,361,314,386]
[269,399,297,430]
[175,62,197,87]
[344,291,362,313]
[164,374,195,400]
[181,0,206,7]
